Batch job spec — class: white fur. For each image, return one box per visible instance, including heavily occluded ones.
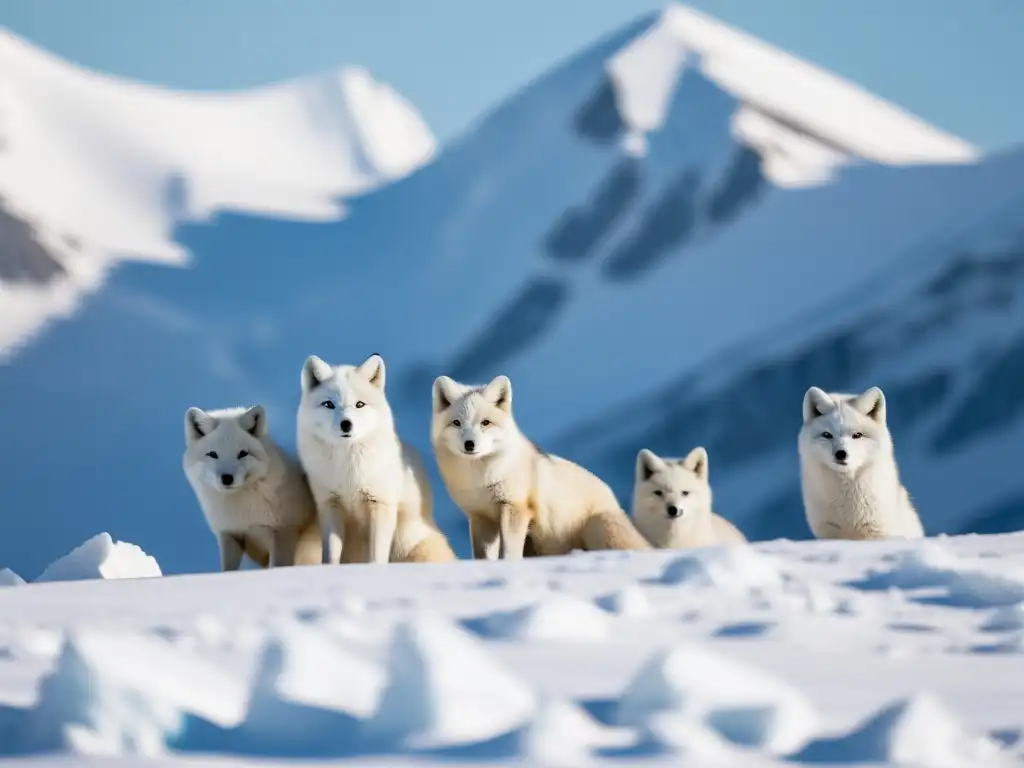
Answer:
[297,353,454,564]
[798,386,924,540]
[431,374,650,558]
[631,447,746,548]
[182,405,320,570]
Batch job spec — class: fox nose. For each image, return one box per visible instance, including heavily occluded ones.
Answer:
[220,473,234,487]
[834,449,847,464]
[340,419,352,434]
[666,504,682,518]
[463,439,475,453]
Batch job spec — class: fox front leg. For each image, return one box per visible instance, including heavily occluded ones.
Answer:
[320,510,343,565]
[367,500,399,564]
[469,515,500,560]
[218,533,244,572]
[266,526,298,567]
[498,503,531,560]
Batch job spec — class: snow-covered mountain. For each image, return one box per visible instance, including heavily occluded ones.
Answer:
[0,26,436,356]
[1,5,1021,580]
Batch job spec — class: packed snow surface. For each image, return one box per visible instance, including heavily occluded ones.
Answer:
[0,532,1023,765]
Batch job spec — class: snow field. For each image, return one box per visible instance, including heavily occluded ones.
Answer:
[0,532,1022,764]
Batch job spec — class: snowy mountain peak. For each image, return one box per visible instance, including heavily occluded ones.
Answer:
[0,27,436,357]
[606,5,977,187]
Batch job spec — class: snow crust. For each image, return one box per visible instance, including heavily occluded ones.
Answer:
[1,532,1022,765]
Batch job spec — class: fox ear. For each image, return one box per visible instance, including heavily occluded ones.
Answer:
[636,449,666,482]
[185,407,217,446]
[851,386,886,424]
[681,446,709,481]
[358,353,386,390]
[483,375,512,412]
[301,355,333,393]
[432,376,460,413]
[802,387,835,423]
[238,405,267,437]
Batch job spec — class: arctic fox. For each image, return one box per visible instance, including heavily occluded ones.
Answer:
[182,405,322,571]
[297,353,456,565]
[430,374,650,558]
[799,386,924,540]
[631,447,746,548]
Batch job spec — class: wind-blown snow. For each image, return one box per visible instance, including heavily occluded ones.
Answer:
[0,533,1022,765]
[0,28,435,355]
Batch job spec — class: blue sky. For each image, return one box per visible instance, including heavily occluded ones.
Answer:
[3,0,1022,152]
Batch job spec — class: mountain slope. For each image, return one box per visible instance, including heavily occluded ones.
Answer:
[0,27,436,356]
[1,6,1020,580]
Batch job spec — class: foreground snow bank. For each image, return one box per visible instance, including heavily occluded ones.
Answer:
[31,533,161,583]
[0,535,1022,764]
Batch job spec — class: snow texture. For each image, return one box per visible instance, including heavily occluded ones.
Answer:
[0,532,1022,765]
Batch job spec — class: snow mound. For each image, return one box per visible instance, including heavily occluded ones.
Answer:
[366,613,536,749]
[794,692,1008,767]
[980,603,1024,632]
[520,697,634,765]
[853,542,1024,608]
[35,533,161,583]
[642,713,740,762]
[21,629,246,755]
[597,584,652,617]
[248,620,383,718]
[657,545,784,594]
[617,642,819,754]
[469,594,611,641]
[0,568,25,587]
[238,620,383,755]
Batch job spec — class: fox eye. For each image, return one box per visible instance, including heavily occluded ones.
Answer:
[821,431,833,440]
[682,490,690,497]
[452,419,461,428]
[237,450,248,459]
[652,489,663,497]
[481,419,491,427]
[206,451,218,459]
[852,432,864,439]
[321,400,335,409]
[355,401,365,409]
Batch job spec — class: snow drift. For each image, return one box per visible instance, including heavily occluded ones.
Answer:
[0,5,1022,579]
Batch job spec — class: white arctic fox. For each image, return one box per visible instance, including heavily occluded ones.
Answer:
[799,386,924,540]
[182,405,322,571]
[631,447,746,548]
[431,374,650,558]
[297,353,456,565]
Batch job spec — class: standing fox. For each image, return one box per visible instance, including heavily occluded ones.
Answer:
[631,447,746,548]
[430,374,650,558]
[297,353,456,565]
[182,405,322,571]
[799,386,924,540]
